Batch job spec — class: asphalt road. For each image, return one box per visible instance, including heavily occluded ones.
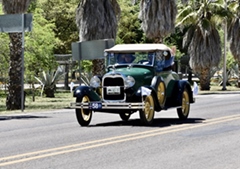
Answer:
[0,93,240,169]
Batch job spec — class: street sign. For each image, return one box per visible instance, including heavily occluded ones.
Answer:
[71,39,115,61]
[0,14,32,33]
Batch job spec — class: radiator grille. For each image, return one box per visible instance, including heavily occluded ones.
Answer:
[103,76,125,101]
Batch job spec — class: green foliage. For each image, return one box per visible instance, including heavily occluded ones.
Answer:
[116,0,144,44]
[0,34,10,83]
[37,0,79,54]
[0,4,9,84]
[25,7,59,83]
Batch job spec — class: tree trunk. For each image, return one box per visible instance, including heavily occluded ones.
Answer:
[6,33,24,110]
[92,59,105,75]
[199,68,211,91]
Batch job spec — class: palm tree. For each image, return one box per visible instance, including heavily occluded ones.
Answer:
[139,0,177,42]
[177,0,226,90]
[2,0,32,110]
[227,0,240,87]
[75,0,120,76]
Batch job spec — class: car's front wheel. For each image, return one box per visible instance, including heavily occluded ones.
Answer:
[75,96,92,126]
[177,88,190,119]
[139,94,155,125]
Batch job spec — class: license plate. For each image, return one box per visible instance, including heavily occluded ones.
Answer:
[106,86,120,95]
[89,102,102,110]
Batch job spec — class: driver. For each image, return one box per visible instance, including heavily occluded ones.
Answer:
[124,54,134,63]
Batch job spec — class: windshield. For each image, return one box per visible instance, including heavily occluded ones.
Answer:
[106,52,155,66]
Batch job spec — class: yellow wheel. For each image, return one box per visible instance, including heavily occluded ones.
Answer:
[139,94,155,125]
[177,88,190,119]
[76,95,92,126]
[157,81,166,108]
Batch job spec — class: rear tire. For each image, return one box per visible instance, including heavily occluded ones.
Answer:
[75,96,92,126]
[177,88,190,120]
[139,94,155,125]
[156,80,166,108]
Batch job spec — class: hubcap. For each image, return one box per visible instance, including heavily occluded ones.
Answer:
[81,96,91,121]
[182,91,190,116]
[144,96,154,121]
[157,82,165,106]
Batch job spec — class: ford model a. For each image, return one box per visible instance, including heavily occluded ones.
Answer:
[70,44,195,126]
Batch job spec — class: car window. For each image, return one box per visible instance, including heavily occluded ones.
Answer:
[106,52,155,66]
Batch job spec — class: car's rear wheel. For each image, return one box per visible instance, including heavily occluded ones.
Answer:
[139,94,155,125]
[157,81,166,108]
[177,88,190,119]
[119,113,131,121]
[75,96,92,126]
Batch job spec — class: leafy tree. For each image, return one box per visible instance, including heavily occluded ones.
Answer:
[25,8,59,78]
[116,0,143,44]
[0,33,10,89]
[0,4,9,86]
[24,7,59,98]
[36,0,79,54]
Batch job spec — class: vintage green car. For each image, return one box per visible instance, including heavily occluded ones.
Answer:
[70,44,195,126]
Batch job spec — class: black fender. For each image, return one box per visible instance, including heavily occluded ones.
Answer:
[165,80,193,108]
[73,85,101,101]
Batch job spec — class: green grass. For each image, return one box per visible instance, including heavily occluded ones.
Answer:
[0,91,75,114]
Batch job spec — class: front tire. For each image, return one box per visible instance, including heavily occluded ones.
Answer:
[139,94,155,125]
[75,96,92,126]
[177,88,190,119]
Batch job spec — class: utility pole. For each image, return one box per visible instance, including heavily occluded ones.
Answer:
[222,0,227,91]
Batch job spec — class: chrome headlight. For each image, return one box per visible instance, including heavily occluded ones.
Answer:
[124,76,135,88]
[90,76,101,88]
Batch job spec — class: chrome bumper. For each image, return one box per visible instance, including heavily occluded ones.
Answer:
[70,102,145,110]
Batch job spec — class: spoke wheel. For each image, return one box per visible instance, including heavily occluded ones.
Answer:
[157,81,166,108]
[75,96,92,126]
[139,95,155,125]
[177,88,190,119]
[119,113,131,121]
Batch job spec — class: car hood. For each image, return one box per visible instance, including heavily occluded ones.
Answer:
[106,67,154,88]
